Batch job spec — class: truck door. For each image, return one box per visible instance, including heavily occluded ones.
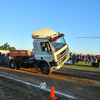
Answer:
[40,42,53,62]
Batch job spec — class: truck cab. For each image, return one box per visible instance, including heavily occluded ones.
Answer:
[32,28,69,74]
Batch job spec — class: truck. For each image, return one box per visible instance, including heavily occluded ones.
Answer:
[9,28,70,74]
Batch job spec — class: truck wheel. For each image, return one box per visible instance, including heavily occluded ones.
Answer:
[10,60,19,69]
[40,63,52,75]
[10,61,16,69]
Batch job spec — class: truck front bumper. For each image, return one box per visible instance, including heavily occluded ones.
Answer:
[50,56,70,71]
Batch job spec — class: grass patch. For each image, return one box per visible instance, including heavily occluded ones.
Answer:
[62,61,100,73]
[0,82,36,100]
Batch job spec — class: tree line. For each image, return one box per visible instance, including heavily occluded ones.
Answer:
[0,45,16,50]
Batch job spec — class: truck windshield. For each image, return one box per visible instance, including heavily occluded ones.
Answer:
[52,37,66,52]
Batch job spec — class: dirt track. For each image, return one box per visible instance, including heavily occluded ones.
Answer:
[0,65,100,100]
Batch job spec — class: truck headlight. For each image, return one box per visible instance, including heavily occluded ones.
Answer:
[56,55,58,61]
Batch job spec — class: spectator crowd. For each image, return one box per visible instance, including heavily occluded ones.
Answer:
[69,53,100,67]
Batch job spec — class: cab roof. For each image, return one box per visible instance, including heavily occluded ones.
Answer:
[32,28,58,39]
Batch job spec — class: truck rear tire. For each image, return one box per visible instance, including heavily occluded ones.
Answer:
[40,63,52,75]
[10,60,16,69]
[10,60,20,69]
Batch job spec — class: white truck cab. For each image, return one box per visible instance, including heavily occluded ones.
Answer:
[32,28,69,74]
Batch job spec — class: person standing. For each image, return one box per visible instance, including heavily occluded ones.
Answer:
[91,57,93,67]
[95,57,98,67]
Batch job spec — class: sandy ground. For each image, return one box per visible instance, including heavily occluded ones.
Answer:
[0,65,100,100]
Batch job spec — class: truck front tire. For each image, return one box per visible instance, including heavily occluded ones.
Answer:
[40,63,52,75]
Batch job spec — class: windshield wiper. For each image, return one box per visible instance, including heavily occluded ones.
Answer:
[55,48,61,51]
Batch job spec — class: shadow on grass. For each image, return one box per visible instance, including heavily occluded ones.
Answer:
[64,63,92,67]
[74,64,99,68]
[74,64,92,67]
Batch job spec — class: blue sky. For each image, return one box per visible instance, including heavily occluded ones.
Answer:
[0,0,100,55]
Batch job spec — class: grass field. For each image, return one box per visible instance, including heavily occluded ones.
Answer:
[63,61,100,73]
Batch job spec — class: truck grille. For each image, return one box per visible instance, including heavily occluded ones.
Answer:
[57,48,69,65]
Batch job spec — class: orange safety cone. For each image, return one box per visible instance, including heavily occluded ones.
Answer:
[47,86,57,100]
